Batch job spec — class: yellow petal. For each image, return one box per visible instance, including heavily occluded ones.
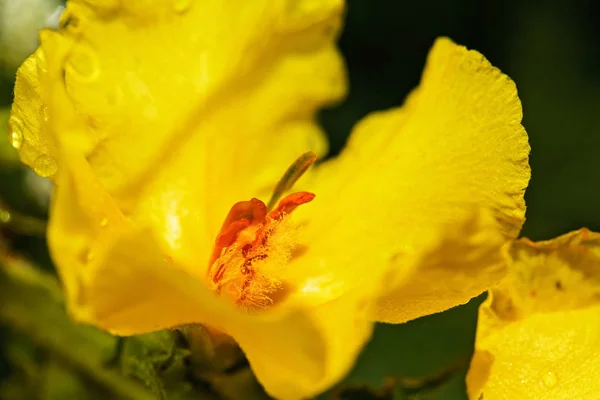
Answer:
[234,283,377,400]
[12,11,530,400]
[35,8,375,394]
[467,229,600,400]
[12,0,347,270]
[13,0,348,308]
[49,157,381,400]
[41,116,381,399]
[289,37,530,321]
[9,48,59,176]
[373,210,507,323]
[84,229,378,400]
[55,0,342,203]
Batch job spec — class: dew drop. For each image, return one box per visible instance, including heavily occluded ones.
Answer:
[9,130,24,150]
[8,117,24,149]
[173,0,192,13]
[33,154,58,178]
[65,44,100,83]
[79,247,96,264]
[99,217,108,228]
[542,371,557,388]
[40,104,49,122]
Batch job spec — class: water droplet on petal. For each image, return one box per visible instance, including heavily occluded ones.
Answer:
[173,0,192,13]
[39,104,49,122]
[86,251,96,262]
[542,371,557,388]
[77,247,93,264]
[9,130,24,150]
[33,154,58,178]
[8,117,24,149]
[65,44,100,83]
[99,217,108,228]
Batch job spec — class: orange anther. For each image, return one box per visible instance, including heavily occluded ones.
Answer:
[219,198,267,232]
[210,198,268,265]
[216,219,251,248]
[207,152,318,308]
[270,192,315,220]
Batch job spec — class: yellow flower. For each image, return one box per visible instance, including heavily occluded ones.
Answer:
[8,1,530,398]
[467,229,600,400]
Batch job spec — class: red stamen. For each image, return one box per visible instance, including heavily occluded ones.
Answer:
[216,219,251,248]
[269,192,315,220]
[219,198,267,231]
[209,192,314,287]
[207,152,320,308]
[210,198,268,265]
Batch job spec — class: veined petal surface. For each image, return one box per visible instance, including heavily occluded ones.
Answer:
[49,154,381,400]
[12,1,377,399]
[10,0,347,267]
[9,3,533,396]
[467,229,600,400]
[285,38,530,321]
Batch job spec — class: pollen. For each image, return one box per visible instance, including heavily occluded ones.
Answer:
[206,152,317,309]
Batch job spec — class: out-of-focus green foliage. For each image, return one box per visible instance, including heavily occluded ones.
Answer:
[0,257,270,400]
[0,257,151,400]
[0,108,18,165]
[0,0,63,72]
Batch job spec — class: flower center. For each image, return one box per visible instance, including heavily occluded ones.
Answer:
[206,152,317,309]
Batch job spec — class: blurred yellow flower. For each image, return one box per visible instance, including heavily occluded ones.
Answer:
[467,229,600,400]
[8,0,529,398]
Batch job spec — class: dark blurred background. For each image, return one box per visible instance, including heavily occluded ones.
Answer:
[1,1,600,399]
